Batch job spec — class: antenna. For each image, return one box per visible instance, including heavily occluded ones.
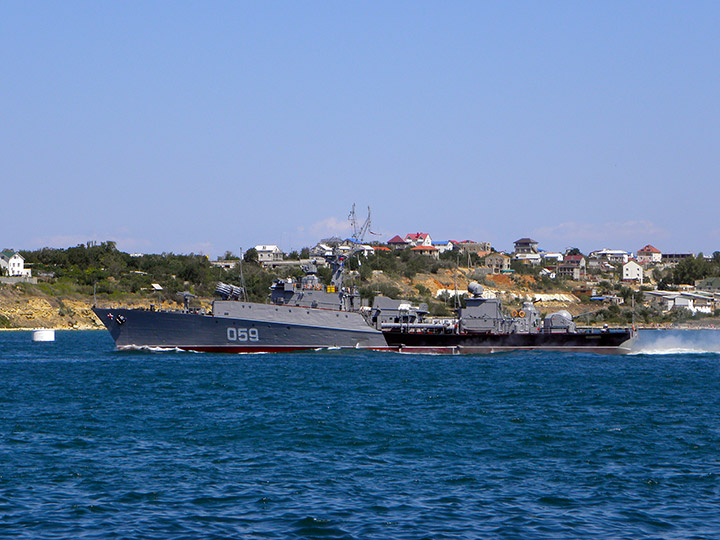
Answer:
[454,252,459,309]
[239,248,247,301]
[348,203,380,244]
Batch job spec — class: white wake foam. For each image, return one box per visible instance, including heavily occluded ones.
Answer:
[631,330,720,355]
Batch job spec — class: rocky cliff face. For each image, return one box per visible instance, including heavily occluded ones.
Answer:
[0,288,209,330]
[0,296,101,329]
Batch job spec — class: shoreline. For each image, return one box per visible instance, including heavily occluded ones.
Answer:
[0,326,103,332]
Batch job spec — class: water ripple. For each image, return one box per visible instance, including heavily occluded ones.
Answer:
[1,330,720,538]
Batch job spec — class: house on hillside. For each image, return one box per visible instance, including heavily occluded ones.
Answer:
[255,245,284,264]
[644,291,715,314]
[387,235,409,250]
[210,260,239,270]
[0,250,31,277]
[456,240,492,254]
[354,244,376,257]
[486,253,511,274]
[637,245,662,265]
[311,243,334,258]
[589,249,629,265]
[337,239,363,256]
[542,252,564,264]
[514,252,542,265]
[697,277,720,293]
[405,233,433,247]
[556,255,586,280]
[622,261,644,284]
[513,238,539,255]
[432,241,455,255]
[662,253,694,265]
[410,245,439,259]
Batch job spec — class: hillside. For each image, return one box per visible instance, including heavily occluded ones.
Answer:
[0,268,583,330]
[3,240,719,330]
[0,287,210,330]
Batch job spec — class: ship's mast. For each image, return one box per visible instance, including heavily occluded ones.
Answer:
[348,203,379,244]
[238,248,247,301]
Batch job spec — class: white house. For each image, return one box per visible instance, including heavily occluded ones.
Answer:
[310,243,334,257]
[432,241,455,255]
[589,249,630,265]
[541,252,564,264]
[513,252,542,265]
[404,233,433,247]
[210,260,239,270]
[637,245,662,265]
[1,250,31,277]
[341,241,375,257]
[644,291,715,314]
[622,261,644,284]
[357,244,376,257]
[254,245,284,264]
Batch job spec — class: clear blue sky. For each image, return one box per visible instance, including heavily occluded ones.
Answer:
[3,1,719,257]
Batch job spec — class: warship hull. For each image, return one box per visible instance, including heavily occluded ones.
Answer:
[382,328,636,355]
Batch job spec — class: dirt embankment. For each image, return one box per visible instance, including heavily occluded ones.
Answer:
[0,291,101,330]
[0,287,210,330]
[370,268,582,314]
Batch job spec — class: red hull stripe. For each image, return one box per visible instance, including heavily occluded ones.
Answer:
[171,345,400,354]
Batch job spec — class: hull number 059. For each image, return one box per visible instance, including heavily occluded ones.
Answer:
[227,328,260,342]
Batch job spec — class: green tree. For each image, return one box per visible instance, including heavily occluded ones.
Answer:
[244,248,259,263]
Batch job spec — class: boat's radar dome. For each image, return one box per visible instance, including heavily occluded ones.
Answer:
[468,281,484,297]
[544,310,574,329]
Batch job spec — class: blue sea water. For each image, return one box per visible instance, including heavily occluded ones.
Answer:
[1,330,719,539]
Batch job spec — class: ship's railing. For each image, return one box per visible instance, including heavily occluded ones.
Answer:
[575,326,634,335]
[381,321,457,333]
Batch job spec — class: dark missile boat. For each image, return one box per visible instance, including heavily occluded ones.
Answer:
[370,282,636,354]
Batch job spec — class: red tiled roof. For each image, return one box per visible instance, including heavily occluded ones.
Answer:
[387,235,407,244]
[411,245,437,251]
[373,246,391,251]
[405,233,429,241]
[638,244,661,253]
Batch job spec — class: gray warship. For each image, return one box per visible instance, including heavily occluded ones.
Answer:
[93,258,636,354]
[93,257,388,352]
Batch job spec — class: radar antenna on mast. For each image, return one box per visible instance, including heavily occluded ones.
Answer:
[348,203,380,244]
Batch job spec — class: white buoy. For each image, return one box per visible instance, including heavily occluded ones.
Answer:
[32,329,55,342]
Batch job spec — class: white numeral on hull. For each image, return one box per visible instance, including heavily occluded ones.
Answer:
[227,327,260,342]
